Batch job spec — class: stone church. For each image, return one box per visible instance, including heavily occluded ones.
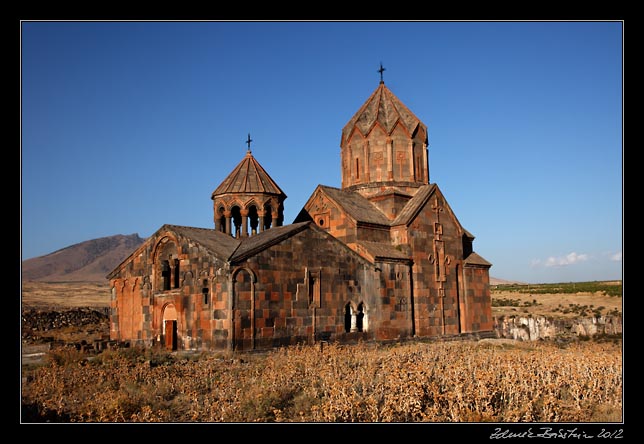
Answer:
[107,75,494,352]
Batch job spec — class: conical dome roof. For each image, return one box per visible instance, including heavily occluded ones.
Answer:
[211,150,286,198]
[341,81,426,143]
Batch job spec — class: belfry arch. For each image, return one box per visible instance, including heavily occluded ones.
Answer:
[211,140,286,237]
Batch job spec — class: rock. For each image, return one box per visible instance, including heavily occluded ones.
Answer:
[493,315,622,341]
[21,307,109,343]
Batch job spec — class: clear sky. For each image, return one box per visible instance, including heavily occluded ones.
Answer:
[20,20,623,284]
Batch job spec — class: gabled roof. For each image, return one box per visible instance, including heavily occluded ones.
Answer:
[211,150,286,198]
[305,184,478,247]
[367,187,414,200]
[341,82,427,143]
[318,185,390,226]
[464,251,492,267]
[108,220,385,278]
[108,223,317,279]
[392,183,437,226]
[229,222,310,263]
[163,224,241,259]
[164,223,312,263]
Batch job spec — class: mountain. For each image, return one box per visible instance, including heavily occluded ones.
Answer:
[489,277,527,286]
[22,234,146,283]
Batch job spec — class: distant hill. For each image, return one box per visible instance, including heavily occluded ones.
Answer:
[489,277,527,286]
[22,234,146,283]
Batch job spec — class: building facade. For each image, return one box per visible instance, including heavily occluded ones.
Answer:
[107,78,493,351]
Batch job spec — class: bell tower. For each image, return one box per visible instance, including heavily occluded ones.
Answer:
[340,66,429,201]
[211,135,286,237]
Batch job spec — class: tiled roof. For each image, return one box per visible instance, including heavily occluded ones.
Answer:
[165,225,241,259]
[320,185,390,226]
[463,251,492,267]
[367,187,414,199]
[341,82,427,142]
[211,150,286,197]
[164,222,312,263]
[392,184,437,226]
[230,222,311,262]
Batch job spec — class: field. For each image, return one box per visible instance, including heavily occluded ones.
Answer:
[21,338,622,423]
[21,279,624,315]
[20,280,623,424]
[21,281,110,310]
[491,281,622,319]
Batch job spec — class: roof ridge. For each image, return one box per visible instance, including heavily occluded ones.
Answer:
[230,221,311,263]
[391,183,436,226]
[321,186,391,226]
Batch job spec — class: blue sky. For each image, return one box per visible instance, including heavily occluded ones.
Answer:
[20,21,623,284]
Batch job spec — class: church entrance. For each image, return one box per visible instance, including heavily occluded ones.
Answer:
[162,304,178,351]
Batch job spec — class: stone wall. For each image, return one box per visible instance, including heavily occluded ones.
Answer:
[494,315,622,341]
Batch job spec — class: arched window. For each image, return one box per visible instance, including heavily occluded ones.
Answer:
[231,206,242,238]
[263,202,273,230]
[173,259,180,289]
[202,279,209,305]
[344,303,352,333]
[248,205,259,235]
[155,238,179,292]
[356,302,365,332]
[217,207,226,233]
[161,260,171,291]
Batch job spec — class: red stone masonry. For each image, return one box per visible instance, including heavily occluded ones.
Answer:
[108,79,493,352]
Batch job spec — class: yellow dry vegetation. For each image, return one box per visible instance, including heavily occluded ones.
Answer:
[21,339,622,423]
[491,290,622,319]
[21,281,110,309]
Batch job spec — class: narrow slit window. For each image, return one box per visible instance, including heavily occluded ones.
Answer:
[202,279,209,305]
[162,260,171,291]
[173,259,180,288]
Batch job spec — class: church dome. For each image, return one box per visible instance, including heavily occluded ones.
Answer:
[339,78,430,192]
[211,139,286,237]
[341,81,427,144]
[211,149,285,198]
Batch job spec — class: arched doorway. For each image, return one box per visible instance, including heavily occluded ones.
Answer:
[162,304,178,351]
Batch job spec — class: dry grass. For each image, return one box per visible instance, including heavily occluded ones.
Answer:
[491,290,622,319]
[21,339,622,423]
[20,281,623,423]
[21,281,110,310]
